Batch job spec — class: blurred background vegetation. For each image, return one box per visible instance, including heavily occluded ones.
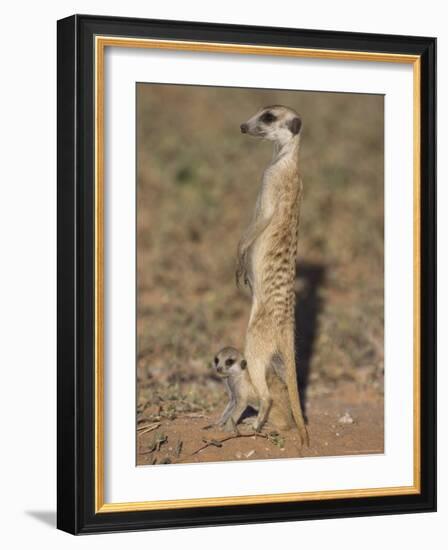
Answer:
[136,84,384,425]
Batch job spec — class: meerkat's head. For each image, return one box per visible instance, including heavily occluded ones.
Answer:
[240,105,302,144]
[213,347,247,379]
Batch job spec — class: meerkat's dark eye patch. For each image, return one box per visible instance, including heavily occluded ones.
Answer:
[260,111,277,124]
[225,358,235,366]
[240,359,247,369]
[214,356,219,365]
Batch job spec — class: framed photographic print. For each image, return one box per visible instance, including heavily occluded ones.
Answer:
[57,14,436,534]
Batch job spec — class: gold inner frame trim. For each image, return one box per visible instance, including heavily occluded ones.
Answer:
[94,35,421,513]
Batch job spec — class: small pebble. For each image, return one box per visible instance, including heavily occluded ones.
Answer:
[338,412,354,424]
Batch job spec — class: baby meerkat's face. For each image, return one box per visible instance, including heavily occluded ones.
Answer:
[213,347,247,378]
[240,105,302,144]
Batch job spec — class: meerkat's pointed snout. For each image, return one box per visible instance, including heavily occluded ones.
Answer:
[240,123,248,134]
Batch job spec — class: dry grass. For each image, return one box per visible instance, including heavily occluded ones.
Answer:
[136,84,384,430]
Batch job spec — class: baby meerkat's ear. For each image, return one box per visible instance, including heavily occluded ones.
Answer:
[240,359,247,369]
[288,116,302,135]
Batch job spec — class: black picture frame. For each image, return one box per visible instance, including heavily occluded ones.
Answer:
[57,14,436,534]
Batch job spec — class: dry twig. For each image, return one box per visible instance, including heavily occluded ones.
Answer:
[191,432,268,455]
[137,422,161,436]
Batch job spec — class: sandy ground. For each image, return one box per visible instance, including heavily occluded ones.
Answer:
[137,383,383,466]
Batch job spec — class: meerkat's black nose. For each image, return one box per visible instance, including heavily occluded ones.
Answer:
[240,123,248,134]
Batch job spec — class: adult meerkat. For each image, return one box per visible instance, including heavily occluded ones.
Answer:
[237,105,308,445]
[213,347,293,431]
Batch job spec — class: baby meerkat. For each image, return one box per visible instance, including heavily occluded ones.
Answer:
[213,347,293,431]
[213,347,257,431]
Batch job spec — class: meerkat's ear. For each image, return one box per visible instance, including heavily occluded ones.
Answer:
[288,116,302,135]
[240,359,247,369]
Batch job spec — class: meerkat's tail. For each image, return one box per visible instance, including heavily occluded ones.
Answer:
[276,330,309,446]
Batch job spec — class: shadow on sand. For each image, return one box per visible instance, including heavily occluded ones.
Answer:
[294,261,326,419]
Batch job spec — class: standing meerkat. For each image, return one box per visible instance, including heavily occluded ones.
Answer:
[212,347,293,431]
[237,105,308,445]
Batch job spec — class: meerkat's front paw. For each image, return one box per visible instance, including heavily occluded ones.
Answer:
[252,419,264,433]
[221,418,240,433]
[235,252,247,288]
[214,419,227,429]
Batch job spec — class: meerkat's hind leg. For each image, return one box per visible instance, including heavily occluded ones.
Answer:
[269,397,294,431]
[272,342,309,446]
[266,352,295,431]
[245,344,273,432]
[268,393,295,432]
[270,351,286,382]
[253,389,272,432]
